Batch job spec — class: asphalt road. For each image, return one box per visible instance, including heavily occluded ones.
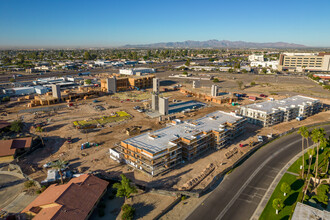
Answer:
[186,125,330,220]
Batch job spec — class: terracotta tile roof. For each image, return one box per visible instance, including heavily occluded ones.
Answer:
[0,137,32,157]
[0,120,10,130]
[0,140,15,157]
[22,174,109,220]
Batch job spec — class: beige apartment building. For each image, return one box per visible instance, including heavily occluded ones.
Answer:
[239,96,322,127]
[278,52,330,72]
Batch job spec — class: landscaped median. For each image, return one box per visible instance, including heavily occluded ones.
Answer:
[259,173,304,220]
[260,127,330,220]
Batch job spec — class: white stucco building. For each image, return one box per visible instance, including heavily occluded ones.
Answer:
[248,54,264,62]
[119,68,155,75]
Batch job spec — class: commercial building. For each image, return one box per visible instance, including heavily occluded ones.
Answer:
[34,86,48,95]
[2,87,36,96]
[248,54,264,62]
[250,60,279,70]
[22,174,108,220]
[117,111,246,176]
[239,95,322,127]
[119,68,156,75]
[313,74,330,80]
[278,52,330,72]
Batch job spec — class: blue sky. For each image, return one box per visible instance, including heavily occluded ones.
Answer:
[0,0,329,48]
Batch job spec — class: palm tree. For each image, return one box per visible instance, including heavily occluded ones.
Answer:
[298,126,308,177]
[311,128,326,183]
[302,148,315,202]
[50,159,68,184]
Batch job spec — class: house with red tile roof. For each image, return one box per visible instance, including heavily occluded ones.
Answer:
[22,174,109,220]
[0,137,32,160]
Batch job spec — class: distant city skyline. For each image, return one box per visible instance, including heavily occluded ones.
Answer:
[1,0,330,48]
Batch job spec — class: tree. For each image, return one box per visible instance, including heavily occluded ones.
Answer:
[10,120,23,133]
[303,148,315,201]
[272,198,284,215]
[113,174,137,201]
[236,81,244,90]
[9,78,15,82]
[250,81,256,86]
[84,51,91,60]
[185,59,191,66]
[182,71,188,75]
[281,182,291,196]
[50,159,68,184]
[298,126,308,177]
[85,79,92,85]
[311,128,326,182]
[121,204,135,220]
[213,78,219,83]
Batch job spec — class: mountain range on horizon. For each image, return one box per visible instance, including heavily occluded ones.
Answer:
[123,39,307,49]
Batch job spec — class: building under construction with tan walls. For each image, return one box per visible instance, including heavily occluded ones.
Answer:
[28,87,103,107]
[116,111,246,176]
[101,74,155,92]
[180,88,238,104]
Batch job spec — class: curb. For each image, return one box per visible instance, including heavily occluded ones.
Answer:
[250,143,316,220]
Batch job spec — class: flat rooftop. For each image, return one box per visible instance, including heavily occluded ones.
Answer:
[122,111,243,156]
[242,95,319,114]
[292,202,330,220]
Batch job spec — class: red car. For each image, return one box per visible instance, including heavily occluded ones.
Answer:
[260,94,268,98]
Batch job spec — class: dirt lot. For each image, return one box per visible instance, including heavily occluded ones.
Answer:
[1,72,329,219]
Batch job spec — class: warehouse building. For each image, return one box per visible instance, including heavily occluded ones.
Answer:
[119,68,156,75]
[117,111,246,176]
[239,95,322,127]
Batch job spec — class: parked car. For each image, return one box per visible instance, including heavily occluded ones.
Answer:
[260,94,268,98]
[133,106,140,110]
[257,135,264,142]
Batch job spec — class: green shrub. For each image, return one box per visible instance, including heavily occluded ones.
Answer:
[181,195,187,201]
[121,204,135,220]
[10,120,23,133]
[24,180,35,188]
[35,189,41,194]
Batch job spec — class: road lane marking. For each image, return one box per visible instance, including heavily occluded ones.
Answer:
[215,138,301,220]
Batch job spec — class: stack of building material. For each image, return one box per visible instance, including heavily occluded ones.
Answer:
[179,163,215,191]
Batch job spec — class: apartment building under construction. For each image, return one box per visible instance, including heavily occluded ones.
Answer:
[101,75,155,92]
[239,95,322,127]
[117,111,246,176]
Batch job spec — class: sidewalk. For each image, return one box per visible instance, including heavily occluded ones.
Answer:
[250,144,316,220]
